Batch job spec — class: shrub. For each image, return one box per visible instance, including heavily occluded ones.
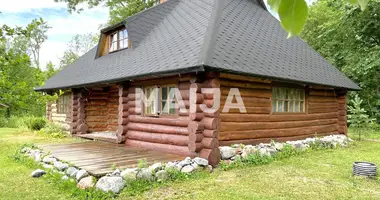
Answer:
[27,118,47,131]
[348,95,374,140]
[38,123,68,138]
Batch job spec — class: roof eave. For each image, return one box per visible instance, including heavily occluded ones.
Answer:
[203,66,361,91]
[35,65,206,92]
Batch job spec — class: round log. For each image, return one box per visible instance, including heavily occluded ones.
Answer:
[188,142,203,152]
[128,107,141,115]
[128,115,190,127]
[127,130,188,146]
[187,121,205,134]
[118,104,129,111]
[119,97,129,104]
[126,140,193,156]
[77,123,88,134]
[117,134,126,144]
[127,93,141,101]
[118,117,129,125]
[200,148,220,167]
[189,133,204,143]
[178,82,191,90]
[201,117,219,130]
[203,78,220,88]
[203,111,219,118]
[201,138,219,149]
[203,129,218,138]
[189,113,204,121]
[127,122,189,135]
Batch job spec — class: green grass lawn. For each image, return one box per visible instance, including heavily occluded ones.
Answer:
[1,128,380,200]
[0,128,80,200]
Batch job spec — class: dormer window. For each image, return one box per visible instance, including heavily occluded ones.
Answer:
[109,28,129,52]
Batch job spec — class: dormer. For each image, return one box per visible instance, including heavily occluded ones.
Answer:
[97,25,131,57]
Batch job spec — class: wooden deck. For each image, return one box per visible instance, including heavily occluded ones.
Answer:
[38,141,184,176]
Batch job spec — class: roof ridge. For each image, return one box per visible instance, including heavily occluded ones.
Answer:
[197,0,225,67]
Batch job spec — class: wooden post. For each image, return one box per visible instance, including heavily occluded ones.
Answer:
[337,90,347,135]
[199,72,221,166]
[117,83,129,143]
[75,90,88,134]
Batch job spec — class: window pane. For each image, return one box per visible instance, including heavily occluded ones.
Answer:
[169,100,176,114]
[300,101,304,112]
[162,87,168,100]
[272,88,277,100]
[169,87,175,99]
[289,100,294,112]
[272,99,276,112]
[278,101,283,112]
[295,101,300,112]
[284,100,289,112]
[161,100,168,114]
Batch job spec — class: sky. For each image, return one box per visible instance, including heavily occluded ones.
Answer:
[0,0,109,68]
[0,0,316,70]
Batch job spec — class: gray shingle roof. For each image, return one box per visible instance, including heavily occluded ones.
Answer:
[36,0,360,91]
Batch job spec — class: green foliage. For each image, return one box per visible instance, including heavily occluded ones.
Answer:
[277,0,308,38]
[137,158,148,169]
[38,123,68,138]
[267,0,369,37]
[348,95,374,140]
[2,116,47,131]
[302,0,380,123]
[0,20,56,119]
[59,33,98,69]
[55,0,159,26]
[219,142,346,171]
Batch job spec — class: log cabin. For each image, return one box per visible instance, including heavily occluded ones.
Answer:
[36,0,360,165]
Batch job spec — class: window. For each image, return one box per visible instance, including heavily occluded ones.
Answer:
[57,94,71,114]
[143,85,177,116]
[161,86,176,115]
[272,87,305,112]
[109,28,129,52]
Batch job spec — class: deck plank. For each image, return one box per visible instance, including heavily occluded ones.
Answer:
[37,141,184,176]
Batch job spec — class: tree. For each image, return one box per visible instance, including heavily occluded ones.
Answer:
[59,33,98,69]
[301,0,380,123]
[106,0,158,25]
[55,0,159,25]
[0,21,54,117]
[348,95,374,140]
[27,18,51,68]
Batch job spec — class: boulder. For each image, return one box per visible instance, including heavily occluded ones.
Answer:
[54,161,69,171]
[42,164,54,169]
[177,159,192,168]
[149,163,163,172]
[193,157,208,167]
[259,148,271,157]
[33,153,42,162]
[43,156,57,164]
[156,170,169,182]
[136,168,154,181]
[31,169,46,178]
[165,161,177,170]
[76,170,89,181]
[219,146,236,160]
[78,176,96,189]
[95,176,126,193]
[61,175,69,181]
[181,165,195,173]
[120,168,138,181]
[111,169,121,176]
[66,167,79,177]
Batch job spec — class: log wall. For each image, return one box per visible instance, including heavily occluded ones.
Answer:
[218,73,346,146]
[85,86,119,133]
[125,77,194,157]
